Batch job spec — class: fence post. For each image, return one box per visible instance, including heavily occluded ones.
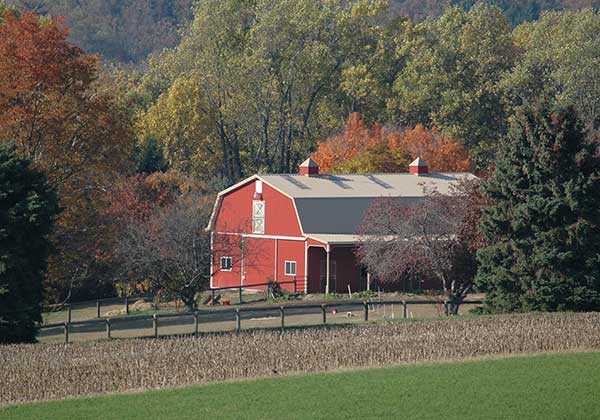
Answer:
[125,297,129,315]
[239,287,243,305]
[363,301,369,322]
[63,322,69,344]
[294,277,297,294]
[67,304,72,323]
[235,308,241,333]
[194,312,199,337]
[444,301,449,317]
[105,318,111,340]
[97,300,101,318]
[152,314,158,338]
[280,306,285,330]
[402,301,408,319]
[321,304,327,324]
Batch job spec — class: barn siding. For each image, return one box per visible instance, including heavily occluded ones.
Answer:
[243,237,276,288]
[211,233,244,288]
[275,239,306,292]
[215,180,302,237]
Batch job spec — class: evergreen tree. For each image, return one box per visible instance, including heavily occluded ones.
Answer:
[476,104,600,312]
[0,144,59,343]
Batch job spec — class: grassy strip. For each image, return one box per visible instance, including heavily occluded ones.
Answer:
[2,351,599,420]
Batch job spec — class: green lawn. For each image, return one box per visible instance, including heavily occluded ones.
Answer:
[2,352,599,420]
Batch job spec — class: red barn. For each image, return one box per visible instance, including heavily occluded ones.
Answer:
[207,158,476,294]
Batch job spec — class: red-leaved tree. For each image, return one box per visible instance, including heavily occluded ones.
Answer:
[356,179,485,314]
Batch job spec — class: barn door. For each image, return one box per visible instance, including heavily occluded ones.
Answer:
[319,259,337,293]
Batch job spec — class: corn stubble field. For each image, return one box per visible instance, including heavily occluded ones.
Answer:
[3,313,600,407]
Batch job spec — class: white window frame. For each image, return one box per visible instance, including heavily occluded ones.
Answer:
[284,260,297,276]
[220,256,233,271]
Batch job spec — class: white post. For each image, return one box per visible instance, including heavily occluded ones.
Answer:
[366,272,371,291]
[241,236,245,286]
[326,246,330,294]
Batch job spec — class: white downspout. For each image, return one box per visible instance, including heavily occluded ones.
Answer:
[209,231,214,289]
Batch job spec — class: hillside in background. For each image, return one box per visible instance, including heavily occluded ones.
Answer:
[6,0,195,65]
[390,0,600,24]
[6,0,600,65]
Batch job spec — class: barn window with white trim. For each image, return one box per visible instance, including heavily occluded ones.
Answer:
[285,261,297,276]
[220,256,232,271]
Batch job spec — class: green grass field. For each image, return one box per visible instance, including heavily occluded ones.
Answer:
[2,351,599,420]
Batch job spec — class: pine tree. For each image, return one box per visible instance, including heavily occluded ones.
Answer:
[476,104,600,312]
[0,144,59,343]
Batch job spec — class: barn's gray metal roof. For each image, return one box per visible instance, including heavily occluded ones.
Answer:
[259,173,475,198]
[295,196,422,234]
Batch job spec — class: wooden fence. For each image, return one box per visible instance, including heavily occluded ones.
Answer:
[38,299,484,344]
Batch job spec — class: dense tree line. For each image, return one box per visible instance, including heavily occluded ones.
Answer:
[7,0,600,65]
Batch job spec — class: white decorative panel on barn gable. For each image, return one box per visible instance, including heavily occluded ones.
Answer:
[252,200,265,233]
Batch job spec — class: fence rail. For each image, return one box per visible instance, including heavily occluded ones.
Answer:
[38,299,484,344]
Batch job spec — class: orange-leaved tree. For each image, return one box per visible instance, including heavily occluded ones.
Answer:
[0,11,135,302]
[312,113,471,173]
[397,125,471,172]
[311,113,384,173]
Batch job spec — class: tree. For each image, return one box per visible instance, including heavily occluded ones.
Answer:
[311,113,396,173]
[0,144,59,343]
[398,125,472,172]
[357,179,483,314]
[476,104,600,312]
[95,170,188,292]
[390,5,516,168]
[136,75,218,179]
[312,113,471,174]
[138,0,398,184]
[117,193,214,310]
[501,9,600,139]
[0,11,134,302]
[132,137,169,174]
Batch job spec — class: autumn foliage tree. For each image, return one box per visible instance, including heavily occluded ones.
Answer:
[357,179,485,314]
[311,113,471,174]
[398,125,471,172]
[0,11,134,302]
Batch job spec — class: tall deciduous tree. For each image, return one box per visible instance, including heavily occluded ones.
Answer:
[501,9,600,138]
[476,104,600,312]
[391,5,516,168]
[138,0,399,184]
[0,144,59,343]
[0,11,134,302]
